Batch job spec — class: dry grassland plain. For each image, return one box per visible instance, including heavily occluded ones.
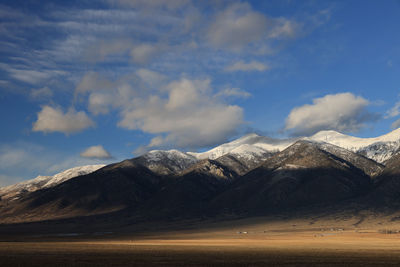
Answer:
[2,216,400,266]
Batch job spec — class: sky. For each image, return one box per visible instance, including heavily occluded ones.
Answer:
[1,0,400,186]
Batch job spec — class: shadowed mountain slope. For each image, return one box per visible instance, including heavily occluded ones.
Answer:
[0,137,395,224]
[210,141,375,215]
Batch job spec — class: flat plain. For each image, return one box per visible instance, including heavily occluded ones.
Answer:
[2,216,400,266]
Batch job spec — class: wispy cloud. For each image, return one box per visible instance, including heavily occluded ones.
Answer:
[225,61,269,72]
[30,86,53,100]
[215,88,251,99]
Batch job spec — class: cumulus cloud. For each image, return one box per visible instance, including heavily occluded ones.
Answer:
[74,71,244,149]
[225,61,269,72]
[30,86,53,100]
[33,106,95,134]
[118,78,244,148]
[80,145,112,159]
[285,93,379,136]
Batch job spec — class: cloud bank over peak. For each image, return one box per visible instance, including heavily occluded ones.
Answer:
[285,93,379,136]
[118,78,244,149]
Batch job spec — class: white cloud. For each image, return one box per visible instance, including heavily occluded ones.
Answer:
[75,72,245,149]
[136,68,167,89]
[207,3,299,52]
[118,78,244,148]
[267,17,298,39]
[285,93,378,136]
[385,101,400,118]
[391,118,400,130]
[30,86,53,100]
[107,0,190,10]
[88,92,114,115]
[80,145,112,159]
[207,3,267,51]
[215,88,251,99]
[225,61,269,72]
[130,43,166,64]
[33,106,95,134]
[75,72,114,95]
[84,39,132,62]
[148,136,165,147]
[8,69,51,84]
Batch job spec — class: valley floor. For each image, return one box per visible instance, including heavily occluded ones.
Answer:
[2,232,400,266]
[2,215,400,266]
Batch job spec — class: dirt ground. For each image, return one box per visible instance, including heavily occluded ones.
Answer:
[2,215,400,266]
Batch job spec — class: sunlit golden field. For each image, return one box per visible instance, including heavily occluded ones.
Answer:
[2,216,400,266]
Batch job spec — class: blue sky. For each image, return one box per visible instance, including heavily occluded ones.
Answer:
[1,0,400,185]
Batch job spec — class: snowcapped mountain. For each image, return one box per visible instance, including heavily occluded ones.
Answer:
[308,129,400,163]
[187,129,400,164]
[133,149,198,175]
[3,128,398,204]
[2,129,400,224]
[132,128,400,178]
[188,133,294,160]
[0,164,105,201]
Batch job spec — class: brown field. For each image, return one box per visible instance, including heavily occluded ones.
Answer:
[2,215,400,266]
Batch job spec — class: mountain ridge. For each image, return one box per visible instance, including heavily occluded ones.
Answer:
[2,128,400,224]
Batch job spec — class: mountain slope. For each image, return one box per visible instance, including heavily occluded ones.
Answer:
[0,165,105,202]
[365,154,400,206]
[309,129,400,163]
[138,159,238,218]
[1,129,400,224]
[132,149,198,175]
[210,141,373,215]
[0,162,162,223]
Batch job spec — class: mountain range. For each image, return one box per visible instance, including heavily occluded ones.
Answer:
[2,129,400,224]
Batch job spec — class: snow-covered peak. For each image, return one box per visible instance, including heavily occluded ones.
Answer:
[188,133,294,160]
[137,149,198,175]
[187,128,400,164]
[0,164,105,201]
[307,129,400,163]
[230,144,269,156]
[42,164,105,188]
[145,149,195,162]
[309,128,400,151]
